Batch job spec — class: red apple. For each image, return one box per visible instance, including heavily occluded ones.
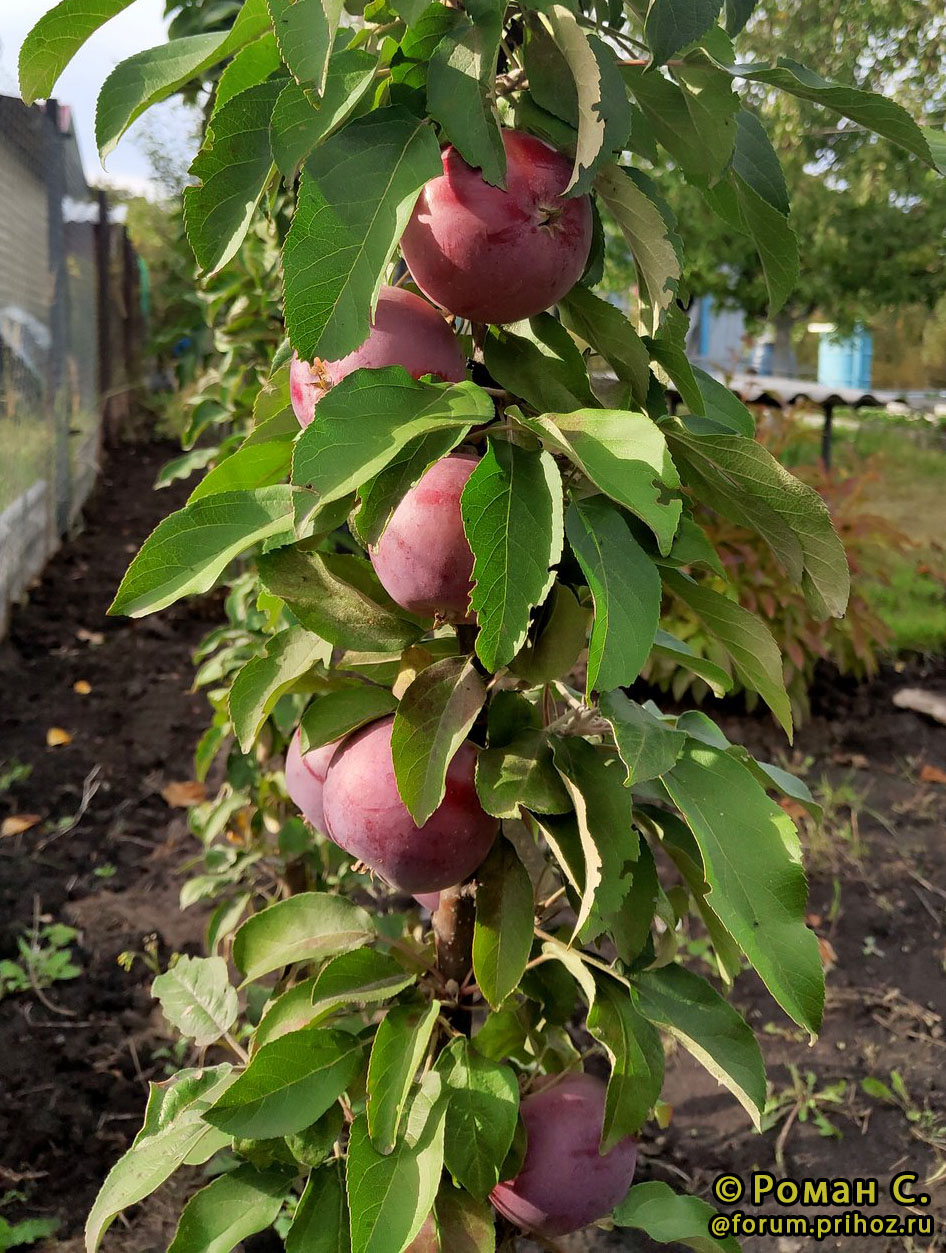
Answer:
[285,728,341,832]
[399,130,593,324]
[490,1072,638,1237]
[289,285,466,427]
[369,452,477,620]
[321,715,498,894]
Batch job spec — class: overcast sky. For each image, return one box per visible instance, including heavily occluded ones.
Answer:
[0,0,195,194]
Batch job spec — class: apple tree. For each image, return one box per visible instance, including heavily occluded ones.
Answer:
[19,0,943,1249]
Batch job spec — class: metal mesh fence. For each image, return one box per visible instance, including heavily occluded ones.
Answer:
[0,95,143,634]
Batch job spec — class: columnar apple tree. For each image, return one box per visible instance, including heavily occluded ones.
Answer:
[20,0,944,1249]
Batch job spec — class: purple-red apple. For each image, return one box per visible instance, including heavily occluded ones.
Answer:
[399,130,593,324]
[285,728,341,832]
[320,715,498,894]
[490,1072,637,1237]
[289,284,467,427]
[369,452,477,620]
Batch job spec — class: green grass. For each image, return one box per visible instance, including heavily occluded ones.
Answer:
[0,415,53,513]
[785,420,946,655]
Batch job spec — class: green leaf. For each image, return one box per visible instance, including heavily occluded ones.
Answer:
[662,742,824,1034]
[301,686,399,751]
[473,838,536,1009]
[269,0,342,94]
[367,1001,440,1154]
[600,691,686,785]
[270,46,379,179]
[520,409,681,553]
[19,0,135,105]
[536,7,631,194]
[283,108,441,362]
[286,1162,350,1253]
[435,1187,497,1252]
[476,731,571,820]
[595,162,681,331]
[184,77,282,276]
[634,964,766,1127]
[509,583,590,686]
[647,307,704,416]
[167,1165,287,1253]
[189,426,296,503]
[95,0,271,156]
[255,948,416,1048]
[233,892,374,983]
[623,63,737,181]
[483,316,597,413]
[733,174,798,312]
[664,570,792,736]
[721,57,942,170]
[110,487,294,618]
[391,657,486,826]
[690,367,754,436]
[347,1093,447,1253]
[460,440,563,672]
[724,0,755,35]
[566,496,662,694]
[257,546,424,652]
[587,974,664,1146]
[292,370,488,509]
[205,1026,363,1139]
[732,109,789,214]
[559,285,650,408]
[428,5,505,186]
[215,33,283,111]
[551,736,637,941]
[667,426,849,621]
[644,0,723,64]
[85,1067,237,1252]
[436,1037,519,1197]
[614,1180,741,1251]
[354,428,472,547]
[152,956,238,1048]
[230,628,332,752]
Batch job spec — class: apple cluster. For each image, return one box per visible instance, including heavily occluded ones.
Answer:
[288,132,635,1238]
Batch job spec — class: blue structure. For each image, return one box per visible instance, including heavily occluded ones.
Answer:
[818,326,873,389]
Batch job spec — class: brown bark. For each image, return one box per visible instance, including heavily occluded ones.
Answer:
[432,883,476,1035]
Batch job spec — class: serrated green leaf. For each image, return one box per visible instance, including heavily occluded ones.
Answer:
[662,742,824,1033]
[614,1180,741,1251]
[559,285,650,408]
[367,1001,440,1153]
[233,892,374,983]
[724,0,755,35]
[292,369,488,509]
[188,425,296,503]
[152,956,238,1048]
[460,440,563,672]
[287,1162,350,1252]
[230,627,332,751]
[624,63,737,180]
[566,496,662,694]
[634,964,766,1126]
[644,0,723,64]
[110,487,295,619]
[436,1037,519,1197]
[269,0,342,94]
[435,1187,497,1252]
[167,1165,287,1253]
[476,731,571,819]
[520,409,681,552]
[587,973,664,1146]
[690,368,755,435]
[258,546,424,652]
[483,315,597,413]
[206,1027,363,1139]
[301,686,399,751]
[283,108,441,362]
[600,691,686,786]
[509,583,590,686]
[214,32,282,110]
[391,657,486,826]
[353,428,471,547]
[428,5,505,186]
[19,0,135,105]
[184,76,282,276]
[647,306,704,416]
[472,838,536,1009]
[663,569,792,737]
[733,173,798,312]
[732,109,789,214]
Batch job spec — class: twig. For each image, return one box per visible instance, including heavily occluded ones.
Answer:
[224,1030,250,1064]
[37,765,102,850]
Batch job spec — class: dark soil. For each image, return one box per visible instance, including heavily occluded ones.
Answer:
[1,440,945,1251]
[0,440,213,1247]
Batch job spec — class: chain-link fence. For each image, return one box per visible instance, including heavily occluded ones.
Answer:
[0,95,144,635]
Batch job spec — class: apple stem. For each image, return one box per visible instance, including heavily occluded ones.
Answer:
[433,883,476,1036]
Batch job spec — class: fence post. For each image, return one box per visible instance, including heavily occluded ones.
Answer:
[95,188,112,441]
[43,100,71,534]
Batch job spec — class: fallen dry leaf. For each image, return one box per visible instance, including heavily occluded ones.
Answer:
[161,780,207,807]
[920,763,946,785]
[46,727,73,747]
[779,797,809,821]
[1,814,41,837]
[76,628,105,646]
[818,936,838,971]
[73,680,92,695]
